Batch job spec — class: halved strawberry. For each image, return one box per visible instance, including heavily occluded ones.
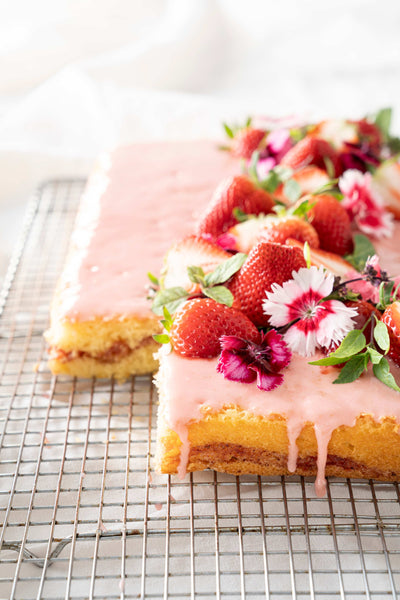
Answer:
[381,301,400,366]
[280,136,342,177]
[229,241,306,327]
[228,215,319,254]
[372,161,400,219]
[287,238,353,278]
[196,175,275,238]
[170,298,260,358]
[163,235,231,293]
[231,127,266,159]
[307,194,353,256]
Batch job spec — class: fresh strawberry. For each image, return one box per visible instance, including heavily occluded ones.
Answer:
[260,216,320,248]
[287,238,353,277]
[231,127,266,159]
[170,298,260,358]
[381,301,400,366]
[163,235,230,293]
[372,161,400,219]
[196,175,275,238]
[229,241,306,327]
[307,194,353,256]
[281,136,342,177]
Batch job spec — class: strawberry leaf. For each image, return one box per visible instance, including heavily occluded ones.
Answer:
[309,330,367,366]
[373,357,400,392]
[333,352,369,384]
[323,156,336,179]
[258,168,281,193]
[291,198,315,218]
[233,207,252,222]
[344,234,376,272]
[203,285,234,307]
[153,333,171,344]
[187,265,206,285]
[223,122,234,139]
[283,179,302,204]
[152,287,189,315]
[147,272,159,286]
[205,253,247,287]
[161,306,174,332]
[248,150,260,182]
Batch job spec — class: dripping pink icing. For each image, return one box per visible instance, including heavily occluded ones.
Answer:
[159,351,400,497]
[57,142,237,321]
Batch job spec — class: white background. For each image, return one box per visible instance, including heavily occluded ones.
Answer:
[1,0,400,283]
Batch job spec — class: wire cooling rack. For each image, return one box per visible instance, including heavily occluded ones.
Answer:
[1,180,400,600]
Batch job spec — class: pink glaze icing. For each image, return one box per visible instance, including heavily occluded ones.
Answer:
[159,351,400,497]
[57,142,237,321]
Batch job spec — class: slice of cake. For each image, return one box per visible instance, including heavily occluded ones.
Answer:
[45,141,237,379]
[154,113,400,495]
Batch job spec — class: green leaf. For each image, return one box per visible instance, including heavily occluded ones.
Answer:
[323,156,335,179]
[388,136,400,154]
[203,285,234,306]
[311,178,339,196]
[309,330,367,366]
[147,272,159,286]
[292,198,314,218]
[259,168,281,193]
[283,178,302,204]
[344,234,376,272]
[205,253,247,287]
[152,287,189,315]
[248,150,260,182]
[367,346,384,365]
[233,207,251,222]
[377,280,395,311]
[187,265,206,285]
[153,333,170,344]
[373,357,400,392]
[333,353,369,384]
[373,108,392,142]
[223,122,234,139]
[373,320,390,353]
[161,306,174,332]
[245,116,252,128]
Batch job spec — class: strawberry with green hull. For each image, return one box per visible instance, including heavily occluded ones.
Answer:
[280,136,342,177]
[196,175,275,238]
[229,241,306,327]
[169,298,260,358]
[231,127,266,159]
[307,194,353,256]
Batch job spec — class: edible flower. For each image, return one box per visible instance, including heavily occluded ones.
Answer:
[339,170,393,238]
[255,129,293,178]
[216,330,291,391]
[345,255,388,303]
[262,266,357,356]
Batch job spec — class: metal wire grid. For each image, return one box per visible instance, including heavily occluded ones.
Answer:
[1,181,400,600]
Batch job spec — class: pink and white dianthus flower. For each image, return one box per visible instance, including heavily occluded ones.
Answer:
[262,266,357,357]
[339,169,393,238]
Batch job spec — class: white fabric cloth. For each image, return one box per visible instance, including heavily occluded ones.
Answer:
[1,0,400,281]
